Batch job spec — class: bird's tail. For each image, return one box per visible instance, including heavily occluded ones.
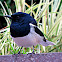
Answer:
[40,40,55,46]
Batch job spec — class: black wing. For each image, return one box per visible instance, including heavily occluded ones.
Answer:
[35,27,46,42]
[34,27,44,37]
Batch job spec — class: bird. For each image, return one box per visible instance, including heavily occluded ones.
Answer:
[3,12,55,54]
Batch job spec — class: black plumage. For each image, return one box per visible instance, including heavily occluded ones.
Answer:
[10,12,44,37]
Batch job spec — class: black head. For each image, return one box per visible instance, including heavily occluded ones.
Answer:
[4,12,27,18]
[4,12,37,25]
[4,12,29,22]
[4,12,37,37]
[11,12,27,17]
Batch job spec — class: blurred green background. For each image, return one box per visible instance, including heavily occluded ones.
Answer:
[0,0,62,55]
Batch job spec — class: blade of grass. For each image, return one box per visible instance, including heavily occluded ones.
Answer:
[25,3,45,14]
[51,33,62,42]
[48,44,62,52]
[34,0,42,19]
[47,16,62,36]
[0,1,10,26]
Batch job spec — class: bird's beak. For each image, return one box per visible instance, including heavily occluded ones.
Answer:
[3,15,12,19]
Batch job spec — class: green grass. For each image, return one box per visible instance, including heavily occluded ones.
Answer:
[0,0,62,55]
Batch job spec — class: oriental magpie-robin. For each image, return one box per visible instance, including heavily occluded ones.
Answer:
[4,12,55,54]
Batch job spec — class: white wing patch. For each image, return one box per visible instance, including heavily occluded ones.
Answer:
[29,23,36,27]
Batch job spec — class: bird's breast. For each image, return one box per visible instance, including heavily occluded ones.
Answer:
[11,27,44,47]
[11,32,38,47]
[10,23,30,37]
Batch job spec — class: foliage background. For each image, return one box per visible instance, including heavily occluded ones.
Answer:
[0,0,62,55]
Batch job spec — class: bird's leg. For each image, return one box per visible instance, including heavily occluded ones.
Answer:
[18,46,23,54]
[27,46,35,55]
[32,45,35,54]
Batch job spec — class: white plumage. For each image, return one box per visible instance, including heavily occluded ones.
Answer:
[11,23,55,47]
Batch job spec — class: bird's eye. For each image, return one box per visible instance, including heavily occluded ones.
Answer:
[17,16,20,18]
